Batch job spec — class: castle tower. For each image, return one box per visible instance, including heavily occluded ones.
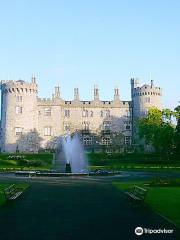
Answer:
[0,79,38,152]
[130,78,139,99]
[131,79,162,119]
[74,88,79,101]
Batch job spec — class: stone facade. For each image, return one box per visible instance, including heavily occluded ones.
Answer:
[0,76,162,152]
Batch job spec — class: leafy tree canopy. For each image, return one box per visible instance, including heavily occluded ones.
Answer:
[138,107,176,154]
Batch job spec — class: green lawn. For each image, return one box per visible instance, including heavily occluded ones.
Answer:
[0,183,29,206]
[146,187,180,227]
[113,180,180,227]
[0,153,53,171]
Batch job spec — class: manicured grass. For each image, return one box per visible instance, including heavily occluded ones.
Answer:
[113,180,180,227]
[0,153,53,171]
[146,187,180,227]
[0,183,29,206]
[113,180,150,192]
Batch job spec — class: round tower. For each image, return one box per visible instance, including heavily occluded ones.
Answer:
[131,79,162,119]
[0,78,38,152]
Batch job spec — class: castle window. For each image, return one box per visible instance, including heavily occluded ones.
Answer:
[64,123,70,131]
[145,97,150,103]
[83,136,92,145]
[44,127,51,136]
[64,109,70,117]
[82,121,90,130]
[126,110,130,117]
[125,125,131,130]
[82,109,88,117]
[100,111,103,117]
[103,121,111,131]
[44,108,51,116]
[90,111,93,117]
[16,96,22,102]
[15,127,22,136]
[105,109,110,117]
[15,106,22,114]
[102,137,111,145]
[125,136,131,145]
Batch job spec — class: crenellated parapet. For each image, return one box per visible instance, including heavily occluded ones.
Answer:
[0,80,38,94]
[132,83,162,97]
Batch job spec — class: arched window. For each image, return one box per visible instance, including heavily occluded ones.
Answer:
[100,111,103,117]
[64,109,70,117]
[105,109,110,117]
[82,121,90,130]
[44,108,51,116]
[82,109,88,117]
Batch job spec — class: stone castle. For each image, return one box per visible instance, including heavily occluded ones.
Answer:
[0,76,162,152]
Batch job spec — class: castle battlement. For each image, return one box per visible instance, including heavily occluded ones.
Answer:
[1,80,38,93]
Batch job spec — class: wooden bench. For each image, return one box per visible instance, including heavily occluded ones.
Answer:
[3,184,23,201]
[125,185,148,201]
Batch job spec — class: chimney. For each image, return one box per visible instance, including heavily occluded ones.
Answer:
[74,88,79,101]
[94,85,99,101]
[31,74,36,84]
[55,85,60,98]
[114,87,120,101]
[151,80,154,88]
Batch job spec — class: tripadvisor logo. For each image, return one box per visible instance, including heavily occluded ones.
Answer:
[135,227,143,236]
[135,227,174,235]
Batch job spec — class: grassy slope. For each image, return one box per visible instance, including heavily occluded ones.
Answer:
[0,153,53,170]
[113,181,180,227]
[0,183,29,206]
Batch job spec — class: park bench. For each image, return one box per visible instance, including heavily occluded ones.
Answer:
[125,185,148,201]
[3,184,23,201]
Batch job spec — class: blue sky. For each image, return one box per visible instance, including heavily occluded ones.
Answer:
[0,0,179,108]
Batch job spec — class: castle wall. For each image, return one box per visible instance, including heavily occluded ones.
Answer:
[0,78,162,152]
[36,99,132,149]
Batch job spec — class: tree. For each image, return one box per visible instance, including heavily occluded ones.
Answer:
[138,108,175,154]
[162,108,173,123]
[174,105,180,154]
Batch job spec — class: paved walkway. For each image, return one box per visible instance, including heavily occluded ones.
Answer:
[0,174,179,240]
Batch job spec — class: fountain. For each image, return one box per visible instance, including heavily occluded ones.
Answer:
[56,131,88,173]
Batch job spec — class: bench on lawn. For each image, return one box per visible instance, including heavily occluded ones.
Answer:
[125,185,148,201]
[3,184,23,201]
